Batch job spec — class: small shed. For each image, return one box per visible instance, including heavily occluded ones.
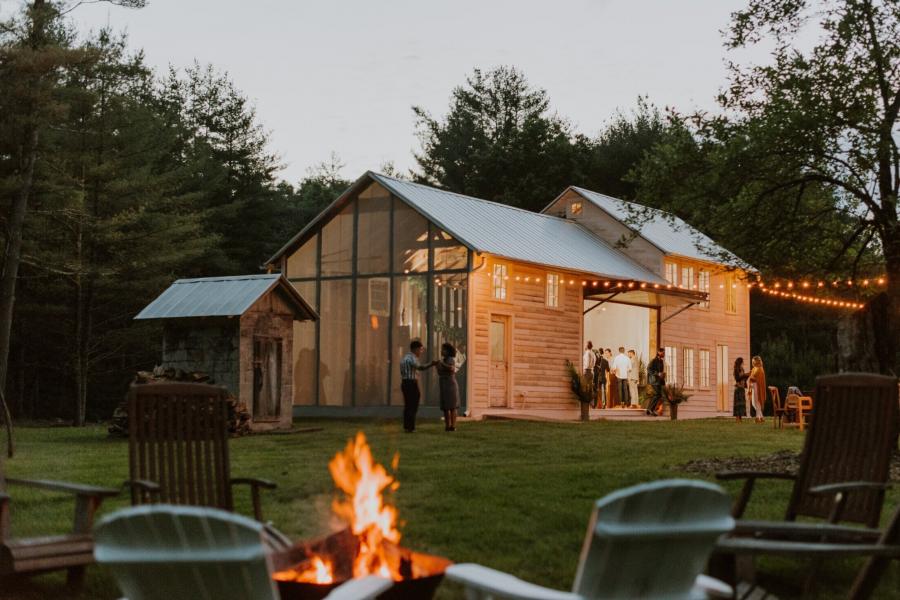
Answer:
[135,274,318,430]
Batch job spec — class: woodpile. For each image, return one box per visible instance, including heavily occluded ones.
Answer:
[108,366,251,437]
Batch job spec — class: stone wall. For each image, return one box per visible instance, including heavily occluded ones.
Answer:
[161,320,240,396]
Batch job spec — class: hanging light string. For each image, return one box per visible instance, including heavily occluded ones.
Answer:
[749,277,887,290]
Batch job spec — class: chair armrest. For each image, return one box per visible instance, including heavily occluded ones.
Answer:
[324,576,393,600]
[715,537,900,558]
[808,481,892,495]
[230,477,278,521]
[230,477,277,490]
[714,472,796,519]
[6,477,119,498]
[694,574,733,599]
[123,479,161,503]
[734,519,882,543]
[445,564,581,600]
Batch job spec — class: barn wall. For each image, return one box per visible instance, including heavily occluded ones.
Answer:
[161,320,240,397]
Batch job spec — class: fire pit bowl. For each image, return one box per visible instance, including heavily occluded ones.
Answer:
[272,529,452,600]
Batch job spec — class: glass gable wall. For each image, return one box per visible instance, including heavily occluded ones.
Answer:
[288,182,470,410]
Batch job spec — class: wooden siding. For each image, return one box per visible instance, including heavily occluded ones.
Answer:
[544,190,665,277]
[470,255,583,415]
[660,257,751,418]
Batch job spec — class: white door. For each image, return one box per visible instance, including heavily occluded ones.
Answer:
[716,345,729,412]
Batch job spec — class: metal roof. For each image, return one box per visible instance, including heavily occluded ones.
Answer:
[368,174,667,283]
[566,187,751,268]
[134,274,317,320]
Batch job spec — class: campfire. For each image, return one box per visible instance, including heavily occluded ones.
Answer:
[272,433,450,600]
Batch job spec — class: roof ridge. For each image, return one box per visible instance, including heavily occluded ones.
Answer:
[174,274,278,284]
[371,172,583,226]
[571,186,678,223]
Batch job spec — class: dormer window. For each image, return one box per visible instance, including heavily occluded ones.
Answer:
[569,201,583,217]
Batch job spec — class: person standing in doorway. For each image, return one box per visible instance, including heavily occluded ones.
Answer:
[613,347,631,406]
[583,341,597,406]
[627,349,640,408]
[436,342,460,431]
[400,340,435,432]
[646,348,666,416]
[605,348,619,408]
[595,348,609,408]
[747,355,767,423]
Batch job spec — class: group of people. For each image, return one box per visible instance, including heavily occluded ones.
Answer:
[733,355,766,423]
[400,340,460,432]
[582,342,640,409]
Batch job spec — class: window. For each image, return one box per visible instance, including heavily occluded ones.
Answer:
[286,234,317,278]
[569,201,583,216]
[664,345,677,385]
[683,347,695,388]
[681,266,694,290]
[699,349,710,388]
[698,271,710,308]
[665,263,678,286]
[725,273,737,314]
[320,203,354,276]
[393,201,429,273]
[357,185,391,274]
[432,228,468,271]
[492,264,508,300]
[546,274,560,308]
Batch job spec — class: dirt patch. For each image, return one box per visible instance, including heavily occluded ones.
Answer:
[678,449,900,482]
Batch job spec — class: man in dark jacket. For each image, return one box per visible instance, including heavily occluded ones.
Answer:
[646,348,666,416]
[593,348,610,408]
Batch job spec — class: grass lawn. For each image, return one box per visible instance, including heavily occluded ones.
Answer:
[1,417,898,599]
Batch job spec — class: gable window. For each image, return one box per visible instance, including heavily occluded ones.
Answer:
[699,349,710,388]
[664,345,677,385]
[725,273,737,314]
[492,263,508,300]
[665,263,678,286]
[569,201,583,217]
[698,270,710,308]
[681,266,695,290]
[546,273,560,307]
[683,347,695,388]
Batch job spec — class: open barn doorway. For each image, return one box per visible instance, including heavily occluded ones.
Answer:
[583,301,657,374]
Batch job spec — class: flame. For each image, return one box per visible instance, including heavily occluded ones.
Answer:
[273,556,334,584]
[329,432,401,579]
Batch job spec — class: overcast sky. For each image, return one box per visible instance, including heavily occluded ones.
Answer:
[6,1,773,183]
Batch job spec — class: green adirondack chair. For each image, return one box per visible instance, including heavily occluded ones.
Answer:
[94,504,393,600]
[445,479,735,600]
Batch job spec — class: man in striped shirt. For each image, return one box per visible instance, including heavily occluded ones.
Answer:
[400,340,435,432]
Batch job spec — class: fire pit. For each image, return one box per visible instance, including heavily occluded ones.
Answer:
[272,433,451,599]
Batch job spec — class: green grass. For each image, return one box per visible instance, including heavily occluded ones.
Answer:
[1,418,898,599]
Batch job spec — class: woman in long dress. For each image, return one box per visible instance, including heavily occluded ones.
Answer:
[436,342,460,431]
[732,357,749,422]
[747,355,767,423]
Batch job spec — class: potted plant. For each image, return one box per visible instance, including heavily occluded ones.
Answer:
[565,360,593,421]
[662,383,691,420]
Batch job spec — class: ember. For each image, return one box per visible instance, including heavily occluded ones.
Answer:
[272,432,450,600]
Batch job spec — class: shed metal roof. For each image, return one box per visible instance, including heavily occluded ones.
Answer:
[563,187,751,269]
[134,274,317,321]
[267,172,666,284]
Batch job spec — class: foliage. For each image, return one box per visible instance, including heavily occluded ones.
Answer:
[565,360,593,404]
[647,382,691,405]
[413,66,587,212]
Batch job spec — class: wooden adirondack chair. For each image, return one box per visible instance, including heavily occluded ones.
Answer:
[126,382,278,524]
[446,479,735,600]
[94,504,393,600]
[717,373,899,526]
[0,458,118,585]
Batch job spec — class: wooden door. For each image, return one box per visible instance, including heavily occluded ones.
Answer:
[489,315,510,408]
[716,344,729,412]
[253,337,282,420]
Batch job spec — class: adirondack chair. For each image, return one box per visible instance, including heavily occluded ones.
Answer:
[94,504,393,600]
[126,382,278,524]
[717,373,898,526]
[446,479,735,600]
[0,458,118,585]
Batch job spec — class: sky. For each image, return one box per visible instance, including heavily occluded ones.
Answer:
[5,0,774,183]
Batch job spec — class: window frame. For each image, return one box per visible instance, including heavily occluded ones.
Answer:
[725,273,737,314]
[681,266,695,290]
[492,263,509,301]
[698,270,711,309]
[699,349,710,389]
[665,263,678,286]
[569,200,583,217]
[683,347,696,389]
[664,345,677,385]
[546,273,560,308]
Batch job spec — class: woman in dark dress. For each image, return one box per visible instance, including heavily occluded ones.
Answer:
[436,342,460,431]
[733,357,749,422]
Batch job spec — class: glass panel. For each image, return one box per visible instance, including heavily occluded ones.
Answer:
[321,203,354,276]
[490,321,505,361]
[355,277,390,406]
[286,234,317,278]
[391,275,428,406]
[432,228,468,271]
[431,273,468,408]
[393,201,429,273]
[725,274,737,313]
[681,266,694,290]
[492,264,508,300]
[319,279,352,405]
[357,185,391,274]
[665,263,678,286]
[291,280,317,406]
